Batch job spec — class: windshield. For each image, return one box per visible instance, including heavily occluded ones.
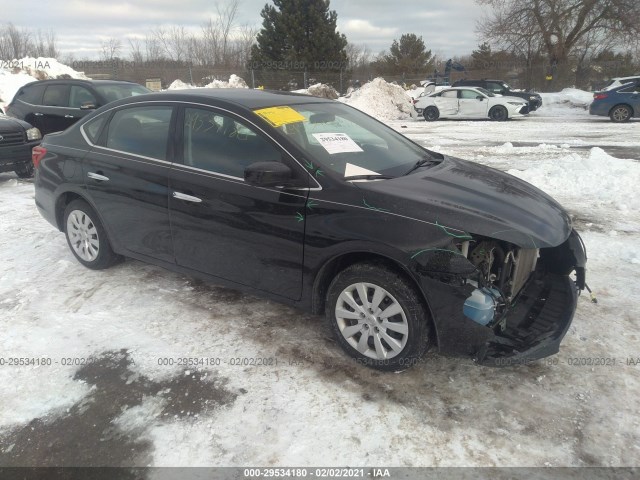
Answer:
[257,102,431,178]
[94,84,150,103]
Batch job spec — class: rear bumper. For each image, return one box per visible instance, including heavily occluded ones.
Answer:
[476,272,577,366]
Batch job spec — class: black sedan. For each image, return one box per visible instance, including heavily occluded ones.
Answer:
[0,114,41,178]
[33,89,587,371]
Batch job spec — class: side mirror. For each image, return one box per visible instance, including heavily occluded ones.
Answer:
[245,161,293,187]
[80,102,97,110]
[476,96,484,101]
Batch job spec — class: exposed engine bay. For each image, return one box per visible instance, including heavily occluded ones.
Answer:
[454,237,539,328]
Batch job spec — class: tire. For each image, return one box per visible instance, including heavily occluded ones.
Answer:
[423,106,440,121]
[15,161,34,179]
[63,199,121,270]
[489,105,508,121]
[609,104,632,123]
[326,262,431,372]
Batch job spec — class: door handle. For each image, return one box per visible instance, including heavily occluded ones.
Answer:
[64,115,75,118]
[34,112,43,116]
[87,172,109,181]
[172,191,202,203]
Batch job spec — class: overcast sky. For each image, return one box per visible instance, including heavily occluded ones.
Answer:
[4,0,485,61]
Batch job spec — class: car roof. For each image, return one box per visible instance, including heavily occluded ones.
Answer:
[21,79,141,87]
[121,88,332,110]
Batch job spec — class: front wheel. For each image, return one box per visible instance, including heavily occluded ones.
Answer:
[609,104,632,123]
[326,262,431,371]
[64,199,121,270]
[489,105,508,121]
[423,106,440,121]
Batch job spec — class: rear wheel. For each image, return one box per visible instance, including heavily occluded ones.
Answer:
[423,106,440,121]
[609,104,632,123]
[63,199,121,270]
[326,262,430,371]
[489,105,508,121]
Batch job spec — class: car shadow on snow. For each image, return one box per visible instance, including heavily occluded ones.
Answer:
[0,349,238,468]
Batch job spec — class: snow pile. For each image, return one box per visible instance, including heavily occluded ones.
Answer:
[293,83,339,99]
[540,88,593,110]
[167,75,249,91]
[204,74,248,89]
[0,57,88,109]
[168,79,198,90]
[340,77,413,120]
[507,147,640,214]
[15,57,88,80]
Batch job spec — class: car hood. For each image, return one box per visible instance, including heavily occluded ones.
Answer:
[354,156,572,249]
[0,115,31,131]
[491,95,527,104]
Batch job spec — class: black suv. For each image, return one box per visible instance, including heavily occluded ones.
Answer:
[452,79,542,111]
[6,79,150,135]
[0,114,41,178]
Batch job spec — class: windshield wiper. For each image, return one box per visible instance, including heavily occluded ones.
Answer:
[403,156,439,176]
[344,174,395,181]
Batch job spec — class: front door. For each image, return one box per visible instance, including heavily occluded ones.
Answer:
[169,106,309,300]
[457,89,489,118]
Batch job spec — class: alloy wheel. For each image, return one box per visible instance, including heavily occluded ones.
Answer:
[66,210,100,262]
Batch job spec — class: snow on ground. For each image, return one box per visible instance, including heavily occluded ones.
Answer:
[167,75,249,90]
[0,88,639,468]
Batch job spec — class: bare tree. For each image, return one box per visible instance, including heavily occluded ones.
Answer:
[0,23,33,59]
[33,29,58,58]
[101,37,122,60]
[128,38,144,63]
[477,0,640,86]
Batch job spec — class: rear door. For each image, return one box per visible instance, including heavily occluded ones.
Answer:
[40,84,76,134]
[82,104,176,262]
[168,106,309,300]
[434,90,459,116]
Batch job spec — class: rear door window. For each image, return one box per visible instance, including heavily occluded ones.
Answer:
[42,85,69,107]
[69,86,97,108]
[105,106,173,160]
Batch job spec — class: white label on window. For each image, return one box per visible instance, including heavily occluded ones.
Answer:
[312,133,364,155]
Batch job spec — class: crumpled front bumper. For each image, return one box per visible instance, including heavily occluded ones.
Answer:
[476,272,578,366]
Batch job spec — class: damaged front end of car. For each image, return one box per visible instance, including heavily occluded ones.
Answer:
[412,229,587,366]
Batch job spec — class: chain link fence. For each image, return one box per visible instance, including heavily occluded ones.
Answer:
[74,58,637,94]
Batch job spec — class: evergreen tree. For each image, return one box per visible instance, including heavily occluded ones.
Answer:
[374,34,433,75]
[251,0,347,69]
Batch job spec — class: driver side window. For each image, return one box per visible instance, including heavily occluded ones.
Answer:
[183,108,283,179]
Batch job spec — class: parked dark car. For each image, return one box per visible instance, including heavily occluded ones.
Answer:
[452,79,542,111]
[33,89,586,371]
[0,114,41,178]
[6,79,150,135]
[589,82,640,122]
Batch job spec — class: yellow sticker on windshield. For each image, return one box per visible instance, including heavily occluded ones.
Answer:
[254,106,306,127]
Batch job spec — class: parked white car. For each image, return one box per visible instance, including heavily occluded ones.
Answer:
[414,86,529,121]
